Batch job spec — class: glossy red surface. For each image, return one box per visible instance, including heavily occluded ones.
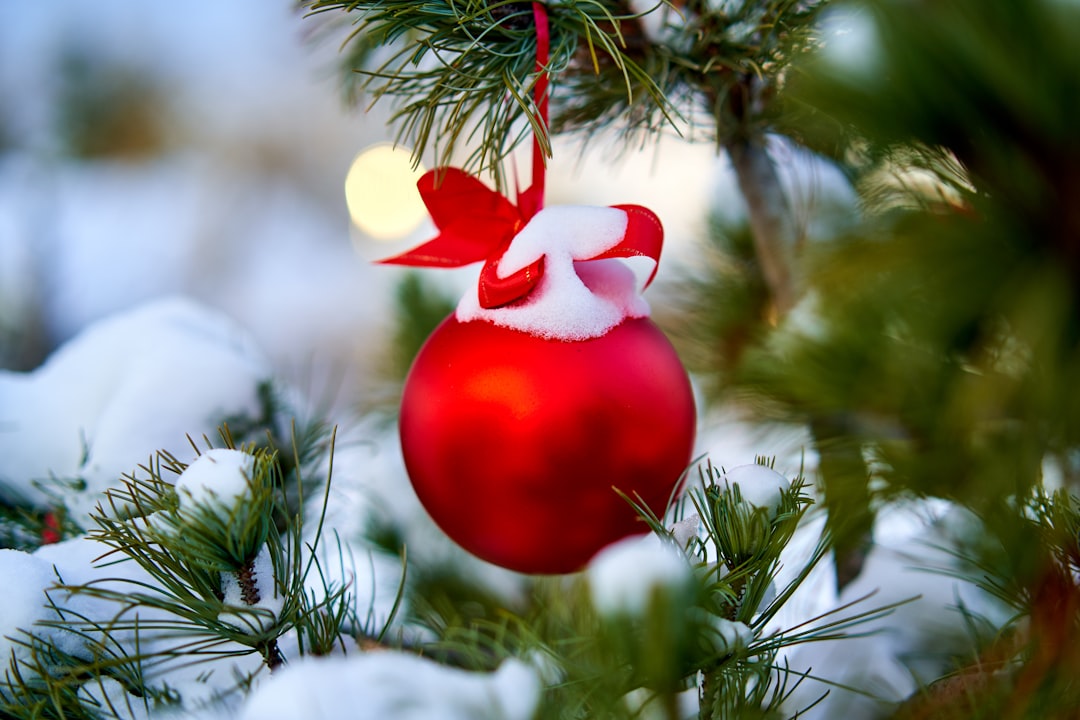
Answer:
[399,315,696,574]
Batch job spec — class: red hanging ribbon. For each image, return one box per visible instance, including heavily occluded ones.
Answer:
[517,0,549,220]
[377,2,663,309]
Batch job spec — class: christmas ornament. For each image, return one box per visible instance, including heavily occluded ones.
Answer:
[379,3,695,574]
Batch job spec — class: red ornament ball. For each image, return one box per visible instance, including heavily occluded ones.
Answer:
[399,314,696,574]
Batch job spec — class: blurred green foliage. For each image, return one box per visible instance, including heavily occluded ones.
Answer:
[747,0,1080,505]
[661,0,1080,711]
[383,271,457,381]
[55,50,169,160]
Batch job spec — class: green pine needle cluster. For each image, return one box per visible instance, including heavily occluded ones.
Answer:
[655,0,1080,712]
[305,1,826,186]
[405,460,903,720]
[0,426,393,719]
[305,0,671,188]
[731,0,1080,509]
[4,441,889,719]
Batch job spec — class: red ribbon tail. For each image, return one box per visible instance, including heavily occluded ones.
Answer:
[594,205,664,289]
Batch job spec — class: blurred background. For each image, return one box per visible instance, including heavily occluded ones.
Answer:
[0,0,854,421]
[0,0,401,399]
[0,0,707,408]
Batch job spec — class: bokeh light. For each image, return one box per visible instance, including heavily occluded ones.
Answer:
[345,143,427,240]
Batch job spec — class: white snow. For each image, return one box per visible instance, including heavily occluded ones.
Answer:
[0,549,77,679]
[775,500,1012,719]
[587,534,692,618]
[31,535,165,644]
[30,533,269,710]
[721,464,792,518]
[0,298,273,517]
[455,205,652,340]
[176,448,257,511]
[669,514,703,550]
[818,6,884,84]
[236,653,541,720]
[702,617,755,655]
[220,544,283,634]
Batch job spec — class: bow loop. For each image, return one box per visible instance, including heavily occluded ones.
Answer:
[376,168,521,268]
[378,170,664,311]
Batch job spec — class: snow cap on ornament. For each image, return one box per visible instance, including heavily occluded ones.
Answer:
[379,167,663,340]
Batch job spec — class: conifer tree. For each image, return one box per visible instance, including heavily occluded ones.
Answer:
[3,1,1080,718]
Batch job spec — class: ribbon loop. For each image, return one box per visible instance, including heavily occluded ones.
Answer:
[375,168,520,269]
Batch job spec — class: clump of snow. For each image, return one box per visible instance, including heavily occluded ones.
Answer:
[31,535,166,647]
[0,549,70,677]
[30,534,268,710]
[175,448,256,511]
[455,205,653,341]
[587,534,692,618]
[33,534,151,588]
[669,514,702,550]
[702,616,755,655]
[722,464,792,518]
[237,653,540,720]
[818,6,883,84]
[0,297,274,518]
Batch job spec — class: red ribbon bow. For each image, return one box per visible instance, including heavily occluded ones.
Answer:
[378,168,664,309]
[377,3,662,308]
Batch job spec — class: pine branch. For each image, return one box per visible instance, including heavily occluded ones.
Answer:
[726,136,797,315]
[306,1,672,188]
[305,1,825,185]
[1,425,381,713]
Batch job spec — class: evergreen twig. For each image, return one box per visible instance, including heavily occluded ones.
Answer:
[0,424,388,713]
[305,1,824,186]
